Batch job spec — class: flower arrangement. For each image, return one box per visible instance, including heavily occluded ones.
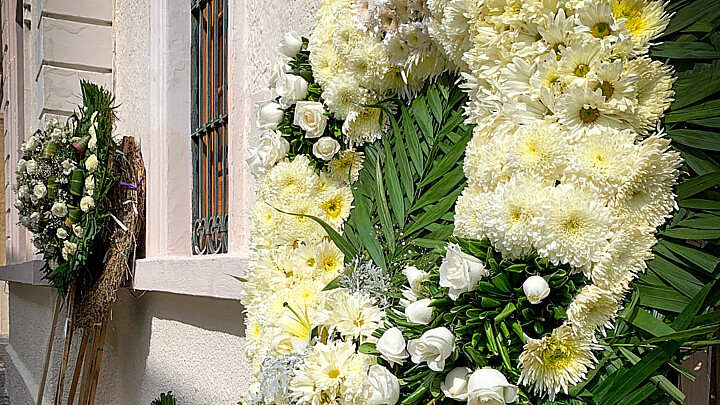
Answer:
[242,0,720,404]
[14,82,118,294]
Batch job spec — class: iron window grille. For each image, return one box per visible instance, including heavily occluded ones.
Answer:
[191,0,229,254]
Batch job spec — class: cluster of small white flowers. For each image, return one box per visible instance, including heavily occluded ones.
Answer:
[15,116,97,268]
[309,0,446,145]
[441,0,679,399]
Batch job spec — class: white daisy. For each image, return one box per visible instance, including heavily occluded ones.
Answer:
[557,86,627,136]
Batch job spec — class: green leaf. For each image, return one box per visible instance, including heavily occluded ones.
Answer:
[375,155,396,250]
[672,281,715,330]
[640,324,720,344]
[598,341,682,405]
[675,171,720,199]
[668,129,720,151]
[665,99,720,123]
[661,227,720,239]
[647,256,703,299]
[663,0,720,36]
[274,207,358,260]
[351,194,387,270]
[228,274,247,283]
[382,137,405,228]
[650,41,720,59]
[658,239,719,273]
[672,66,720,110]
[623,307,676,337]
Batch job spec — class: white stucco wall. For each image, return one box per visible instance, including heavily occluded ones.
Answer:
[5,0,321,403]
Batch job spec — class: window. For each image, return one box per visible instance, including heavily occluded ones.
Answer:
[191,0,229,254]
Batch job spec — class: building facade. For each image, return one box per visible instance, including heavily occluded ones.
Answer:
[0,0,317,402]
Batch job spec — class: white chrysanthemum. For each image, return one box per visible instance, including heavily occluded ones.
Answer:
[563,128,636,197]
[463,132,513,191]
[484,176,552,259]
[591,224,656,293]
[612,0,670,53]
[507,122,568,181]
[346,36,391,87]
[266,155,318,205]
[342,106,388,146]
[275,199,326,246]
[591,59,638,112]
[309,43,342,87]
[611,134,682,227]
[625,57,675,133]
[453,185,490,239]
[519,324,597,401]
[558,40,603,87]
[557,86,626,136]
[323,73,368,120]
[536,185,614,270]
[290,340,374,405]
[314,288,384,340]
[567,284,622,335]
[328,149,364,184]
[318,185,354,229]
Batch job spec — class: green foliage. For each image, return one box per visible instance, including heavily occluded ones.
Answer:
[340,74,472,278]
[151,392,177,405]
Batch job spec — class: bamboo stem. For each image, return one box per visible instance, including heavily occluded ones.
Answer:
[55,285,76,405]
[86,318,108,405]
[67,331,89,405]
[79,325,98,405]
[37,294,62,405]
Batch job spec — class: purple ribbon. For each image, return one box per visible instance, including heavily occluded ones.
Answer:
[120,176,145,190]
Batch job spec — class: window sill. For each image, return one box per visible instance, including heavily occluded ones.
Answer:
[0,255,248,300]
[132,255,247,300]
[0,260,50,286]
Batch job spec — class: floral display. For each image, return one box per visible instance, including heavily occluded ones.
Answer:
[14,82,118,294]
[242,0,720,404]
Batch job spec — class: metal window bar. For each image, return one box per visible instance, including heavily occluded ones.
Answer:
[191,0,229,254]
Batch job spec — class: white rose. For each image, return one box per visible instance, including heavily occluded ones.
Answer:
[255,100,285,130]
[405,298,434,325]
[30,212,40,223]
[25,136,39,151]
[278,31,303,58]
[441,367,472,401]
[403,265,429,294]
[294,101,328,138]
[18,185,29,199]
[407,327,455,371]
[88,124,96,138]
[85,175,95,192]
[14,199,23,210]
[467,369,519,405]
[26,160,38,175]
[62,240,77,260]
[276,71,308,108]
[56,227,68,239]
[73,225,84,238]
[268,59,289,89]
[312,137,341,161]
[86,154,99,173]
[439,243,487,300]
[61,159,75,175]
[88,136,97,151]
[246,130,290,177]
[33,184,47,199]
[376,327,409,366]
[17,159,27,173]
[364,365,400,405]
[80,196,95,212]
[50,128,63,141]
[51,202,68,217]
[523,275,551,305]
